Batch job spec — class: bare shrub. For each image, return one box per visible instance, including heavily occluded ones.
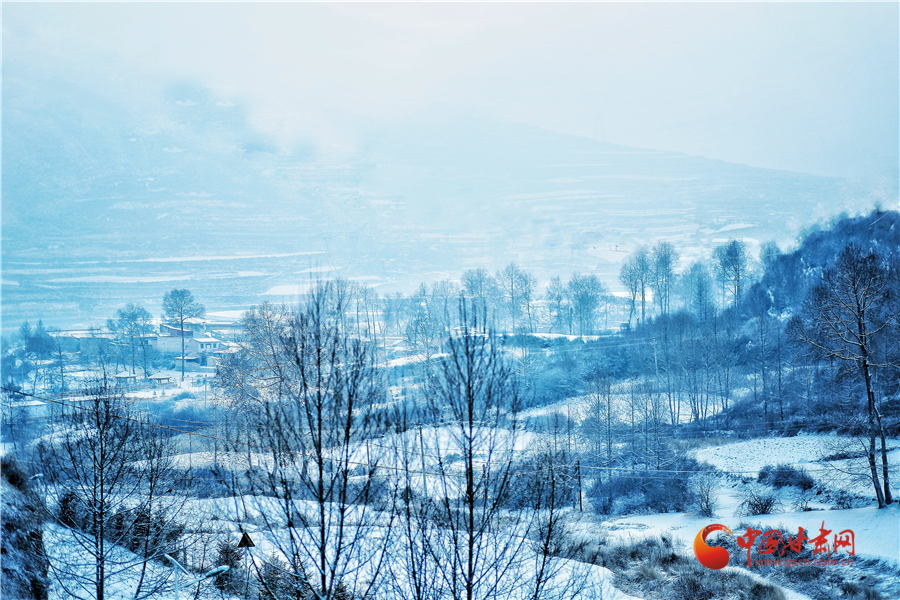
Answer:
[637,563,663,581]
[791,485,818,511]
[787,565,820,582]
[758,464,815,490]
[834,490,855,509]
[690,472,719,517]
[737,486,780,516]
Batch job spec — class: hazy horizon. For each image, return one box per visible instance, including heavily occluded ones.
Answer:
[4,2,897,179]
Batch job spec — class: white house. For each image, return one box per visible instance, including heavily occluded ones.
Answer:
[151,335,184,353]
[187,336,221,354]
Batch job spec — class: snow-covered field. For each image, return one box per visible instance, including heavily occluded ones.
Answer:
[577,435,900,599]
[692,434,900,497]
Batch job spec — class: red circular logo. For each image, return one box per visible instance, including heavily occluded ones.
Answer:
[694,524,734,570]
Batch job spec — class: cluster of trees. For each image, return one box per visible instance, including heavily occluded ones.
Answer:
[618,238,755,328]
[32,380,189,600]
[585,211,900,508]
[789,242,897,507]
[1,320,78,395]
[619,241,678,325]
[210,284,595,599]
[384,264,610,348]
[0,236,766,402]
[378,235,757,347]
[493,211,898,515]
[3,320,54,394]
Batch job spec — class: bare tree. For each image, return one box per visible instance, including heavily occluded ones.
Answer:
[497,263,534,332]
[545,277,569,334]
[714,239,751,307]
[162,289,205,380]
[431,279,461,333]
[651,241,679,315]
[37,379,185,600]
[221,282,394,599]
[620,249,651,326]
[327,277,355,333]
[383,292,408,336]
[519,442,591,600]
[790,243,896,507]
[47,328,69,394]
[581,370,619,486]
[744,289,774,423]
[407,282,443,365]
[108,303,154,377]
[426,305,529,600]
[461,268,499,332]
[565,273,606,336]
[679,261,715,319]
[389,407,441,600]
[690,471,720,517]
[520,272,538,334]
[359,284,381,345]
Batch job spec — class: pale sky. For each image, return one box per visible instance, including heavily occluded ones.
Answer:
[4,2,898,179]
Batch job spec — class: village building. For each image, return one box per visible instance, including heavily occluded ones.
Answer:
[151,335,184,354]
[187,336,221,354]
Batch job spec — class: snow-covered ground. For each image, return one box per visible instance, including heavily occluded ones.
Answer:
[692,434,900,497]
[41,491,641,600]
[598,482,899,563]
[580,434,900,599]
[595,481,898,600]
[27,428,900,599]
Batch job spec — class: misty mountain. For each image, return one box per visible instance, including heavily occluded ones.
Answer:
[1,81,865,331]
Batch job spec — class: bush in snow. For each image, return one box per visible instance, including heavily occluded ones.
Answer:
[670,563,716,600]
[588,456,702,515]
[788,482,822,512]
[1,455,29,491]
[786,565,821,583]
[757,463,815,490]
[689,471,720,517]
[257,553,315,600]
[833,489,855,509]
[738,486,780,516]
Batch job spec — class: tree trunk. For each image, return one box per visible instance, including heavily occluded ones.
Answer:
[868,428,886,508]
[861,341,889,507]
[874,403,893,504]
